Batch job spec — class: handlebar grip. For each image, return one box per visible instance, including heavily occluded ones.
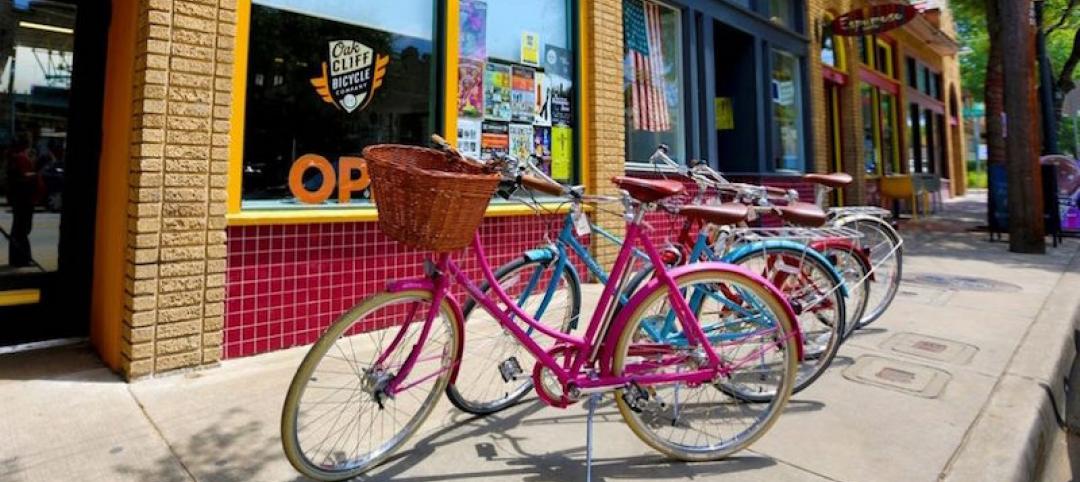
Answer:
[520,175,566,196]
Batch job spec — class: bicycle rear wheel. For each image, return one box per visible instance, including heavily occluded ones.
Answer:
[833,217,902,328]
[281,290,460,481]
[611,269,799,461]
[446,256,580,415]
[822,246,872,340]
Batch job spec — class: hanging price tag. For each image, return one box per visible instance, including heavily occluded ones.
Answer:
[573,210,591,236]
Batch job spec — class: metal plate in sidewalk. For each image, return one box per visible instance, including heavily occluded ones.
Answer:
[905,273,1022,293]
[843,355,951,399]
[881,333,978,365]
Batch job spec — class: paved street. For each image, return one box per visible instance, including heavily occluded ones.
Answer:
[2,192,1079,482]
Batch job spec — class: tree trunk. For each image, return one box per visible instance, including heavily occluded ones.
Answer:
[1000,0,1046,253]
[985,0,1005,169]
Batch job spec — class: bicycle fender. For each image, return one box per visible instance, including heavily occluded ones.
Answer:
[385,278,468,383]
[810,238,875,282]
[724,240,848,297]
[523,247,558,263]
[598,262,803,372]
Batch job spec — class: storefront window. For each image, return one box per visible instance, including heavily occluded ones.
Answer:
[768,0,798,31]
[862,84,878,175]
[241,0,437,209]
[770,50,803,172]
[457,0,577,182]
[879,93,897,175]
[861,83,898,175]
[820,17,840,69]
[623,0,685,167]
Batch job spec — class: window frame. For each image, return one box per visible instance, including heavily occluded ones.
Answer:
[227,0,590,226]
[625,0,811,176]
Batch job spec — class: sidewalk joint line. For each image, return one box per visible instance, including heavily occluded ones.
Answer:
[126,385,200,482]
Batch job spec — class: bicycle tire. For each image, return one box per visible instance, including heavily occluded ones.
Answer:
[611,268,799,461]
[281,290,460,481]
[445,256,581,415]
[833,216,903,328]
[822,245,872,340]
[727,245,846,396]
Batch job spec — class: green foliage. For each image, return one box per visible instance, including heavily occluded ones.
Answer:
[1061,115,1080,158]
[966,168,988,189]
[952,0,1079,101]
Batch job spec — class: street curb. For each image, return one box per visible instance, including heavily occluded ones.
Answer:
[942,246,1080,482]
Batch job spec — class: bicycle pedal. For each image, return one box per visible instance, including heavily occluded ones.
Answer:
[499,357,524,383]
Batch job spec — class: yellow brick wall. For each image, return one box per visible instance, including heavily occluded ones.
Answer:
[586,0,627,270]
[121,0,234,379]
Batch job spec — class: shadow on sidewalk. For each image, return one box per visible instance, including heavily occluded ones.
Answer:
[108,396,798,482]
[0,342,117,383]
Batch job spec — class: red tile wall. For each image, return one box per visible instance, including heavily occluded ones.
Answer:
[224,214,588,359]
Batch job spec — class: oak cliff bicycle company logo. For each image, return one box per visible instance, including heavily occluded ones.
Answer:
[310,40,389,113]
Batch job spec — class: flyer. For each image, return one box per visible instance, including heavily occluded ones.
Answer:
[481,121,509,160]
[483,62,512,121]
[521,31,540,66]
[511,66,536,123]
[551,125,572,181]
[457,59,484,119]
[533,125,552,175]
[456,118,482,159]
[534,71,551,126]
[460,0,487,61]
[544,45,573,126]
[509,123,533,163]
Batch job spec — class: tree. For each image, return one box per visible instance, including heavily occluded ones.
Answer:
[1000,0,1046,253]
[955,0,1079,124]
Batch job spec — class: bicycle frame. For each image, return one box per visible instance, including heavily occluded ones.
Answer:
[384,220,752,399]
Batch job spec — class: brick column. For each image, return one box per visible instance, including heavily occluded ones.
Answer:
[587,0,626,270]
[121,0,234,379]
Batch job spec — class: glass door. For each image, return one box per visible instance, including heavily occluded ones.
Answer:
[0,0,105,346]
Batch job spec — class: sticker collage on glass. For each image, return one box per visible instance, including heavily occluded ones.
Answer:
[455,0,574,181]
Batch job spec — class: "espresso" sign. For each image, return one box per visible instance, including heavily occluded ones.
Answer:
[832,4,918,37]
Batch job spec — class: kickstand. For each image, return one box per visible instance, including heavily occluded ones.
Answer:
[585,392,600,482]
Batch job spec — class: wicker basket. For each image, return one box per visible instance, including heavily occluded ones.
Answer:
[364,144,501,252]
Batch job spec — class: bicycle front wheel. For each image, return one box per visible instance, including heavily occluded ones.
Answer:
[730,245,846,395]
[281,290,460,481]
[611,268,799,461]
[446,255,581,415]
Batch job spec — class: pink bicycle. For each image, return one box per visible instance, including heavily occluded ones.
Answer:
[280,143,802,481]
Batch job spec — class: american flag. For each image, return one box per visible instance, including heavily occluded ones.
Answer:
[626,0,671,132]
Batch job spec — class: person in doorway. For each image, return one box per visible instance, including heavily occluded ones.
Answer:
[6,133,38,267]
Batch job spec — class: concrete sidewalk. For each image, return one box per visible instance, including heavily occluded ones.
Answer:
[2,192,1079,482]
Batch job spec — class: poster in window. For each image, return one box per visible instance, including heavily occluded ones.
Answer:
[551,125,572,181]
[534,71,551,126]
[458,59,484,118]
[457,118,483,159]
[511,66,536,123]
[484,62,512,121]
[460,0,487,61]
[481,120,509,160]
[521,31,541,66]
[544,45,573,126]
[509,123,533,162]
[533,125,552,175]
